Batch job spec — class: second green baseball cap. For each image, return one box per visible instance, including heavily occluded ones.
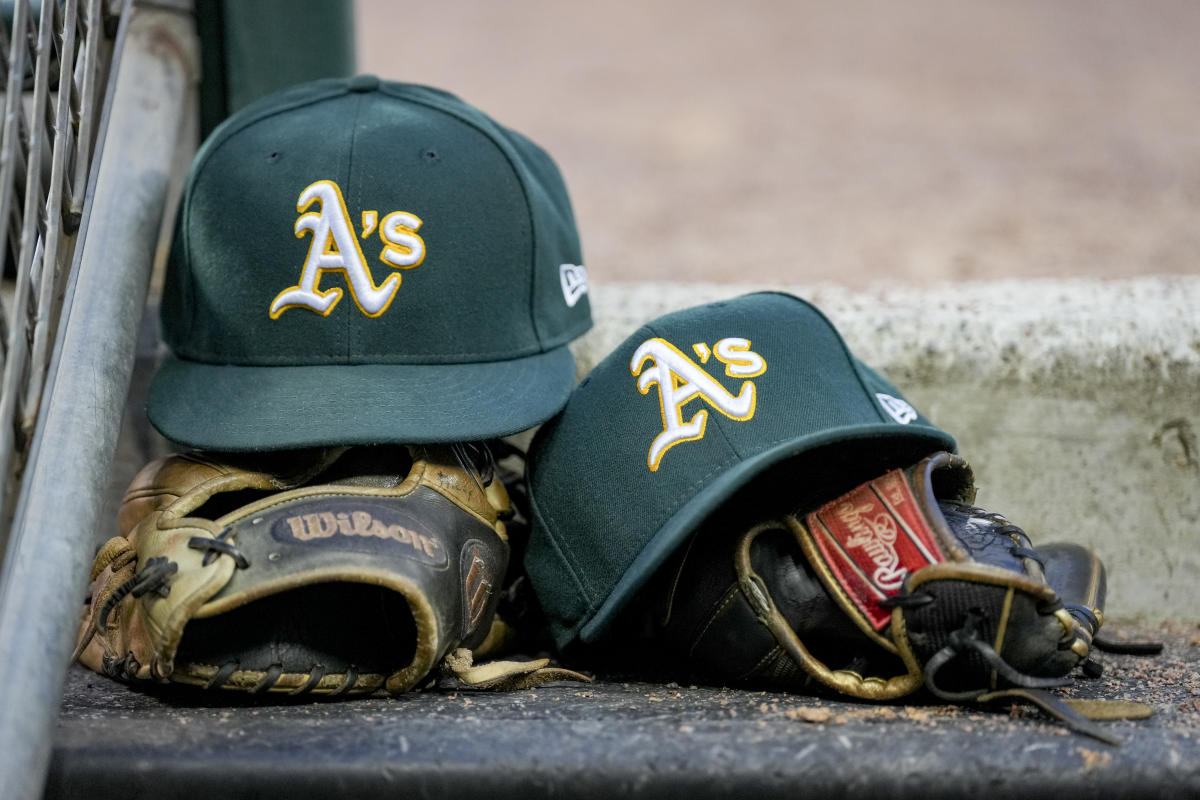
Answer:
[149,76,591,451]
[524,292,956,648]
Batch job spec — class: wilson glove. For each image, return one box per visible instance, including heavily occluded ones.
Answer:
[75,443,577,695]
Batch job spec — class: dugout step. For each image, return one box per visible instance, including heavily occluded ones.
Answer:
[46,624,1199,800]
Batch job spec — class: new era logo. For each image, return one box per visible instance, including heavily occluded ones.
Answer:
[560,263,588,307]
[876,393,918,424]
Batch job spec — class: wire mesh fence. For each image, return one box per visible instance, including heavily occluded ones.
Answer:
[0,0,121,554]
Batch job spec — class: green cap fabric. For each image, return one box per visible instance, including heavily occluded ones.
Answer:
[524,292,956,647]
[149,76,591,451]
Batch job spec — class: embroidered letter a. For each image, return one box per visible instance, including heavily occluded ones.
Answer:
[631,337,765,471]
[269,180,412,318]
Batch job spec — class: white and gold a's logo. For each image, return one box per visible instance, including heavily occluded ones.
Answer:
[269,179,425,319]
[630,337,766,471]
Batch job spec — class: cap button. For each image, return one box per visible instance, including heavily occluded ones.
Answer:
[346,74,380,93]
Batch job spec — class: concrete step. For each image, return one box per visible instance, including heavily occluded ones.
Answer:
[47,624,1199,800]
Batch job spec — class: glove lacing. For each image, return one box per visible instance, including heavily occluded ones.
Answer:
[920,609,1131,745]
[200,659,360,695]
[922,609,1071,702]
[188,528,251,568]
[72,532,251,667]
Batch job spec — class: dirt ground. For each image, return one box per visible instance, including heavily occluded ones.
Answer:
[354,0,1200,287]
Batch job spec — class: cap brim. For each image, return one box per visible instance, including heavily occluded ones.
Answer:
[147,346,577,451]
[575,422,956,643]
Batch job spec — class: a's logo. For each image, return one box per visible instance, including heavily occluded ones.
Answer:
[269,179,426,319]
[631,336,766,471]
[876,393,918,425]
[559,263,588,307]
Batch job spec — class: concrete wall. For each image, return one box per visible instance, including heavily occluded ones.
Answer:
[571,275,1200,623]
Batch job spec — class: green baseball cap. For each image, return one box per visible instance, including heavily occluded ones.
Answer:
[524,291,956,648]
[148,75,591,451]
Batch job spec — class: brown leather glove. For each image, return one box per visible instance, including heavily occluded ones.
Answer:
[75,443,573,695]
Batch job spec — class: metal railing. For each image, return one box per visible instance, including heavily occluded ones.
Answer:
[0,0,117,547]
[0,1,199,797]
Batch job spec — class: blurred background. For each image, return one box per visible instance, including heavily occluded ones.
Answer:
[355,0,1200,287]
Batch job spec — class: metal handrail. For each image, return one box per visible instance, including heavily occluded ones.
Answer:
[0,1,198,796]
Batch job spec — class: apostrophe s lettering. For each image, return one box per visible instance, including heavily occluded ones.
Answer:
[269,180,426,319]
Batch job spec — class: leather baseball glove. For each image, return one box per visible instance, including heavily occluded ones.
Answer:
[75,443,580,695]
[637,451,1150,742]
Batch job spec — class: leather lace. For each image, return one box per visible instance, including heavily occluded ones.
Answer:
[188,528,250,568]
[923,610,1071,702]
[96,556,178,627]
[202,661,360,695]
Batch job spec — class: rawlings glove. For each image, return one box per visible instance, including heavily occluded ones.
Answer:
[75,443,578,695]
[639,451,1147,742]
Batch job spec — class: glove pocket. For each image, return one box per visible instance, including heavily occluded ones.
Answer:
[172,486,509,696]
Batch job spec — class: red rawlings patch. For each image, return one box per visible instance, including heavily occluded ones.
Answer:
[806,469,945,631]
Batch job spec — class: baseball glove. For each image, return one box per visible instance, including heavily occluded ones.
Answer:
[638,451,1149,742]
[75,442,581,695]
